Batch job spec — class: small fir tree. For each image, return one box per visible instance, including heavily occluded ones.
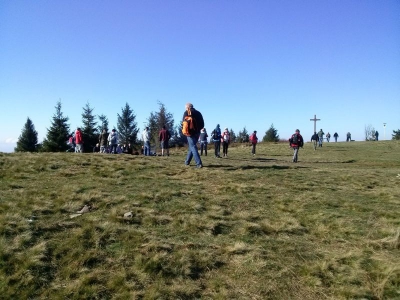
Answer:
[237,127,249,143]
[15,117,38,152]
[229,129,236,143]
[81,102,99,152]
[263,124,280,142]
[392,129,400,140]
[97,114,109,133]
[146,101,174,149]
[42,101,70,152]
[170,121,187,147]
[117,103,139,146]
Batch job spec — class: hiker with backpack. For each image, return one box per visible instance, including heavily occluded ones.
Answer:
[317,129,324,147]
[182,102,204,168]
[221,128,230,157]
[334,132,339,142]
[326,132,331,142]
[211,124,222,158]
[249,130,258,156]
[289,129,304,163]
[199,128,208,156]
[311,131,319,150]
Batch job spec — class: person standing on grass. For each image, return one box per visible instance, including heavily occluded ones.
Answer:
[142,127,151,156]
[289,129,304,163]
[249,130,258,156]
[375,131,379,141]
[199,128,208,156]
[318,128,324,147]
[221,128,230,157]
[159,125,171,156]
[311,131,319,150]
[182,102,204,168]
[67,134,75,152]
[75,127,83,153]
[334,132,339,142]
[108,129,118,154]
[211,124,222,158]
[99,129,108,153]
[326,132,331,142]
[346,132,351,142]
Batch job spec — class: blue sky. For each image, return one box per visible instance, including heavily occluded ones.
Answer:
[1,0,399,152]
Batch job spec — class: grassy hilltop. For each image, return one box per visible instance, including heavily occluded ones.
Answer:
[0,141,399,299]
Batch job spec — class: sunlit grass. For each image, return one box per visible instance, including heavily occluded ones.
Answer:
[0,141,399,299]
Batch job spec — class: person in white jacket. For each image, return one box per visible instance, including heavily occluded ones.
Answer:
[142,127,151,156]
[108,129,118,154]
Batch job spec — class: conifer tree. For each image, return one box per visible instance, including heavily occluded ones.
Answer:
[81,102,98,152]
[42,101,70,152]
[237,127,249,143]
[98,114,109,133]
[15,117,38,152]
[117,103,139,146]
[146,101,174,149]
[262,124,280,142]
[392,129,400,140]
[229,129,236,143]
[170,121,187,147]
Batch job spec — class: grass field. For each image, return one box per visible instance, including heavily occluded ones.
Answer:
[0,140,399,299]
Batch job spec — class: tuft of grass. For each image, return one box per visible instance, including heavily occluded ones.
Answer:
[0,141,399,299]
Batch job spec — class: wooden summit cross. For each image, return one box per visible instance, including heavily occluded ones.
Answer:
[310,114,320,133]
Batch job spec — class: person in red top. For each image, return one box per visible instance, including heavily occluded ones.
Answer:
[289,129,304,163]
[159,125,171,156]
[75,127,83,153]
[249,130,258,156]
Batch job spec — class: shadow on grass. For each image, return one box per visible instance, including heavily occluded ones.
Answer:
[227,157,278,163]
[206,164,293,170]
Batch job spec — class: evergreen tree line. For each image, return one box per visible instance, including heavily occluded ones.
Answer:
[18,100,399,153]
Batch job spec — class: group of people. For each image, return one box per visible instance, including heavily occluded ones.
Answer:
[201,124,232,158]
[67,128,133,154]
[68,103,369,167]
[67,128,83,153]
[182,103,260,168]
[310,129,346,150]
[140,125,171,156]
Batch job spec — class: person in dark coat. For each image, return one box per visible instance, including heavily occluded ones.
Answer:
[289,129,304,163]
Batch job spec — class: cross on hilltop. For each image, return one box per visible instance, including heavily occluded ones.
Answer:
[310,114,320,133]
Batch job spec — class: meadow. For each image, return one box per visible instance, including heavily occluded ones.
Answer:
[0,140,399,299]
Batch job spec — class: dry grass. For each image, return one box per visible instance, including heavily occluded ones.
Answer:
[0,141,399,299]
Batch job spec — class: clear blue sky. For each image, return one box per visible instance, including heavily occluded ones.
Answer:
[1,0,399,152]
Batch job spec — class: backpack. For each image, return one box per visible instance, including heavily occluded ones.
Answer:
[213,131,218,140]
[250,133,257,143]
[292,134,299,145]
[182,109,196,136]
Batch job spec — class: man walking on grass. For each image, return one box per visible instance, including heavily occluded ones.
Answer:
[182,102,204,168]
[289,129,304,163]
[311,131,319,150]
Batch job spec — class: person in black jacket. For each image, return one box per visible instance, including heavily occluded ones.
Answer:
[311,132,319,150]
[289,129,304,163]
[182,102,204,168]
